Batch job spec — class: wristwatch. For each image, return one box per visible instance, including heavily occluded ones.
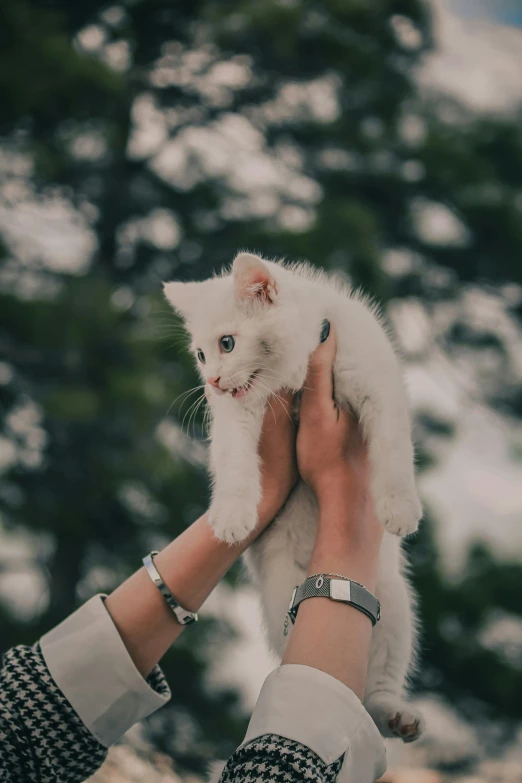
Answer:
[287,574,381,628]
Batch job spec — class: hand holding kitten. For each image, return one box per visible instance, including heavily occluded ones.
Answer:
[256,390,298,531]
[297,322,370,506]
[165,254,424,742]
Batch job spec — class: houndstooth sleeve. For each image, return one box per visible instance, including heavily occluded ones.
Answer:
[220,665,386,783]
[220,734,345,783]
[40,595,170,747]
[0,643,108,783]
[0,596,171,783]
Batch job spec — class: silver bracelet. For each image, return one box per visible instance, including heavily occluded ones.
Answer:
[284,573,380,635]
[143,551,198,626]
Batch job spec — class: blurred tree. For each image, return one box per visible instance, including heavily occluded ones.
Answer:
[1,0,522,772]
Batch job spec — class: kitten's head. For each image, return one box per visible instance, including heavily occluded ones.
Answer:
[164,253,292,403]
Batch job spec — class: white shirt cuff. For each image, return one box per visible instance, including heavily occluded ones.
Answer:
[242,664,386,782]
[40,594,170,747]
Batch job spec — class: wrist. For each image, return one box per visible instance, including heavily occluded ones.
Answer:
[308,541,380,592]
[311,493,382,593]
[316,478,370,532]
[257,479,297,532]
[314,465,369,508]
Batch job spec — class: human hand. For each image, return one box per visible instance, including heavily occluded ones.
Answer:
[256,389,298,530]
[297,322,371,506]
[297,321,382,579]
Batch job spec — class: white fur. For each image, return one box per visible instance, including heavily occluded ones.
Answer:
[165,253,424,741]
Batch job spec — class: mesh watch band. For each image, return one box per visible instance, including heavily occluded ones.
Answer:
[287,574,381,627]
[143,551,198,626]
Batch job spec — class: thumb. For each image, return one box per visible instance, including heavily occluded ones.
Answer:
[300,320,336,416]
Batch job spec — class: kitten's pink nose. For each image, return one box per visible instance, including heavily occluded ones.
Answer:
[207,376,222,389]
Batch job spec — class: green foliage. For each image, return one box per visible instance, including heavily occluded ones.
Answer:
[408,523,522,736]
[1,0,522,771]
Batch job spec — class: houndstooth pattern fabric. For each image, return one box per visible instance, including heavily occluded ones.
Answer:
[0,643,345,783]
[0,643,108,783]
[219,734,344,783]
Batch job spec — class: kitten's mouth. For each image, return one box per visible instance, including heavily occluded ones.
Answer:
[231,370,260,399]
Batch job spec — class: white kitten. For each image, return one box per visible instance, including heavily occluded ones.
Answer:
[165,252,424,741]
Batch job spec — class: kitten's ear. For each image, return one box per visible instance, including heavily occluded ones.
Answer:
[233,253,277,304]
[163,281,200,321]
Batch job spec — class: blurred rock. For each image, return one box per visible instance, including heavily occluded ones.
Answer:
[475,760,522,783]
[89,745,194,783]
[379,760,522,783]
[378,768,443,783]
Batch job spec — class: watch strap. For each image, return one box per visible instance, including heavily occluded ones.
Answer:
[288,575,380,627]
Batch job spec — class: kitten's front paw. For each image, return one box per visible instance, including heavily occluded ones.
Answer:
[366,695,425,743]
[209,500,258,544]
[375,491,422,537]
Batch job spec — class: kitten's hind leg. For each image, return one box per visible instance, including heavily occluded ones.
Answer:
[334,312,421,537]
[353,388,422,537]
[367,694,425,743]
[364,545,425,743]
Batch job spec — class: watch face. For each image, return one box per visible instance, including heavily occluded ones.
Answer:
[330,580,352,603]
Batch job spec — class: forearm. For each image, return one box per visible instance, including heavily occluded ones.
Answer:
[231,487,386,783]
[35,514,247,756]
[281,482,381,700]
[105,513,257,678]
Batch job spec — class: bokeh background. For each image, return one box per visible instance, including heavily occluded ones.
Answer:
[1,1,522,781]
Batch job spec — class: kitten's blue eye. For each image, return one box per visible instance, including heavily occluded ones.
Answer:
[220,335,235,353]
[197,349,206,364]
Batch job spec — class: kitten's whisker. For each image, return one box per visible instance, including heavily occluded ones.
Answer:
[203,403,213,435]
[176,385,206,405]
[166,385,205,419]
[150,327,188,336]
[188,394,206,437]
[146,318,185,326]
[263,390,293,419]
[182,392,206,435]
[145,327,189,342]
[151,332,188,340]
[151,334,187,342]
[265,395,278,426]
[251,365,287,385]
[252,378,293,421]
[148,305,180,315]
[147,317,183,324]
[243,364,284,386]
[254,369,283,381]
[163,339,190,352]
[148,326,188,335]
[253,376,288,403]
[184,393,205,422]
[173,384,205,406]
[251,383,277,425]
[196,398,209,437]
[145,320,187,331]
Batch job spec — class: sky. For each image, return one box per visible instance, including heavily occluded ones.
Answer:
[422,0,522,111]
[450,0,522,28]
